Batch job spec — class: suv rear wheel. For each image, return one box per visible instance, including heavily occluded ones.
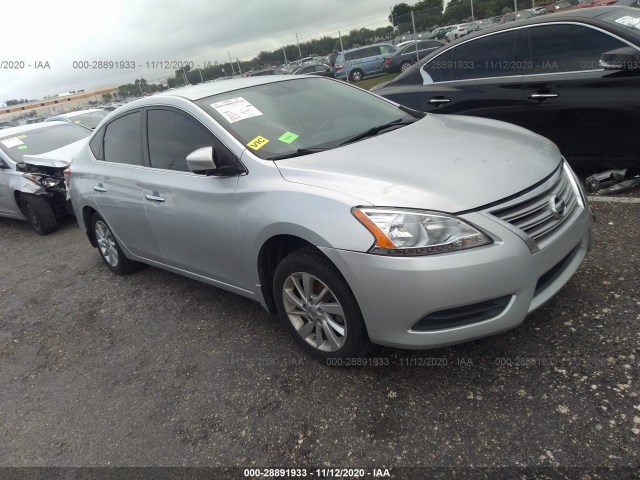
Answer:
[349,69,364,82]
[273,247,372,361]
[21,194,58,235]
[400,60,413,72]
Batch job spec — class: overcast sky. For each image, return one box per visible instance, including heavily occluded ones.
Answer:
[0,0,397,103]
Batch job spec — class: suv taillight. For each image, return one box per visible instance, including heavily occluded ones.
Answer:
[384,58,392,64]
[335,65,343,71]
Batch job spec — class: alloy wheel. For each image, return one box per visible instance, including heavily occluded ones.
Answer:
[95,220,119,267]
[282,272,347,352]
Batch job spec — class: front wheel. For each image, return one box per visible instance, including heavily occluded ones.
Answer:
[91,213,141,274]
[21,194,58,235]
[273,247,372,361]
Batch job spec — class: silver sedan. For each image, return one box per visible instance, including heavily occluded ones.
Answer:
[68,76,592,360]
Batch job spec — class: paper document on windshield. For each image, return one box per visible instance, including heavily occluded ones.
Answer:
[1,137,24,148]
[211,97,263,123]
[615,16,640,29]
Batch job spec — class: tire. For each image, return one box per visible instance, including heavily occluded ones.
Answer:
[349,69,364,82]
[273,247,372,361]
[400,60,413,72]
[90,213,141,275]
[21,194,58,235]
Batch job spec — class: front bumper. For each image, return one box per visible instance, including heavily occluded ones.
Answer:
[320,205,592,349]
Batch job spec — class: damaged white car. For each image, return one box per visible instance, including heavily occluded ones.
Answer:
[0,122,91,234]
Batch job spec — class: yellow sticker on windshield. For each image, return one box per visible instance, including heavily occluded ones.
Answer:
[247,135,269,151]
[17,135,27,139]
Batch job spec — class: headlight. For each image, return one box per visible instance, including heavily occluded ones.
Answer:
[23,173,62,188]
[353,207,492,256]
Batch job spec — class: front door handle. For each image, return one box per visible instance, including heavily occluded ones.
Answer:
[145,194,165,202]
[93,185,106,192]
[428,96,451,105]
[528,92,559,100]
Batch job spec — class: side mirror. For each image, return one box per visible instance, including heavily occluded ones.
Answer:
[600,47,640,71]
[186,146,217,173]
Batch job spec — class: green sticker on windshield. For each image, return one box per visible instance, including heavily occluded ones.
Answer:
[278,131,299,144]
[18,145,28,150]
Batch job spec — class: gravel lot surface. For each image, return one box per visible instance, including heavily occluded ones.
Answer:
[0,200,638,471]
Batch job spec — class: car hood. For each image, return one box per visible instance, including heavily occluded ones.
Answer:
[275,114,562,213]
[21,138,88,168]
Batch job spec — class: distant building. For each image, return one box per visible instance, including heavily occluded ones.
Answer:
[0,85,119,126]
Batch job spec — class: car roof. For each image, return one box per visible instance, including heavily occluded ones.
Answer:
[446,6,632,42]
[384,6,638,88]
[135,76,303,102]
[0,121,69,138]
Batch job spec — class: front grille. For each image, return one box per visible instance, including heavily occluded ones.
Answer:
[491,166,581,249]
[412,296,512,331]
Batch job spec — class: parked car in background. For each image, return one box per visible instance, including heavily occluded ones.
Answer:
[26,117,46,124]
[292,63,334,77]
[45,108,110,130]
[555,0,639,11]
[69,76,591,360]
[0,122,91,234]
[246,68,289,77]
[500,10,535,22]
[432,26,454,39]
[528,6,548,14]
[371,7,640,170]
[334,43,397,81]
[383,40,445,72]
[392,31,434,45]
[478,16,503,29]
[544,0,577,12]
[445,24,470,41]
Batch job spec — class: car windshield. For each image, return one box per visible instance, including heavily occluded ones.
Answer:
[67,110,110,129]
[0,123,90,163]
[196,78,419,160]
[599,8,640,36]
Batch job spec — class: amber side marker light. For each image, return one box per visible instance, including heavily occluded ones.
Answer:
[352,208,396,249]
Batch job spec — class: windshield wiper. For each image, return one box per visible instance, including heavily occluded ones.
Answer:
[268,147,330,160]
[339,118,416,146]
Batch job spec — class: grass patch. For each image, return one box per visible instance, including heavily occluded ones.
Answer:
[353,73,399,91]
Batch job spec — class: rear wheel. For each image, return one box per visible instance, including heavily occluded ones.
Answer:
[273,247,372,361]
[21,194,57,235]
[349,69,364,82]
[400,60,413,72]
[91,213,141,274]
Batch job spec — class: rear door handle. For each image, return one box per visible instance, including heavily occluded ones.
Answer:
[93,185,106,192]
[528,92,559,100]
[145,194,165,202]
[428,97,451,105]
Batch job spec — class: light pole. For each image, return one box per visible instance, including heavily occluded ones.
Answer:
[295,32,303,58]
[228,52,235,75]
